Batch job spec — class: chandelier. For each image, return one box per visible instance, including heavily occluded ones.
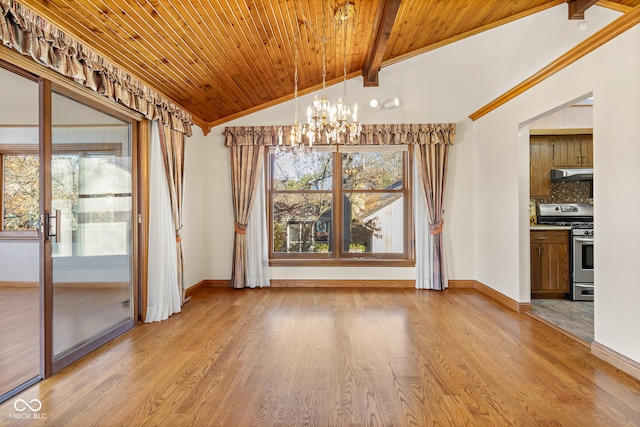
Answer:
[280,0,361,151]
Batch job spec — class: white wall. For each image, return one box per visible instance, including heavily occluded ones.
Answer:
[181,4,618,284]
[181,125,208,287]
[473,21,640,362]
[0,67,38,125]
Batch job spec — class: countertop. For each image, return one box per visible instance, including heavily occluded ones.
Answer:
[530,225,572,230]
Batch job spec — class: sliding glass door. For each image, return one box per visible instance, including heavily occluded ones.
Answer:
[1,61,140,403]
[48,90,135,371]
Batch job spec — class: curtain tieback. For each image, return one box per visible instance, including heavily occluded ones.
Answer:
[234,221,247,235]
[430,220,444,235]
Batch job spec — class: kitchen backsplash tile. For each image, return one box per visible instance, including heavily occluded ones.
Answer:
[538,181,592,204]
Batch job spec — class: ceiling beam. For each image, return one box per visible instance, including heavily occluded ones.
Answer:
[362,0,402,87]
[596,0,633,13]
[568,0,599,19]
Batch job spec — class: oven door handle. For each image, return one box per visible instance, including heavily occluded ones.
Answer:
[575,237,594,243]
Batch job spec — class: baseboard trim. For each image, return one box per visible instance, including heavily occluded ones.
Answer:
[269,279,415,288]
[0,281,38,288]
[183,278,531,314]
[185,280,231,298]
[591,341,640,382]
[447,280,475,289]
[448,280,532,313]
[55,282,129,288]
[0,281,128,288]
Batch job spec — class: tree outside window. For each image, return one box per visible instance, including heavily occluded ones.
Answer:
[2,154,39,231]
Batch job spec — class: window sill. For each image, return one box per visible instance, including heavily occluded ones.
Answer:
[269,258,416,267]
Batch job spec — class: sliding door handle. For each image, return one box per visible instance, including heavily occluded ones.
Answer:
[45,209,61,241]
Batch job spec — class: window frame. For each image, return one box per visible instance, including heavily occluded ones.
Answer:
[267,144,415,267]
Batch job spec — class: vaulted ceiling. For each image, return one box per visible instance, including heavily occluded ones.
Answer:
[17,0,640,131]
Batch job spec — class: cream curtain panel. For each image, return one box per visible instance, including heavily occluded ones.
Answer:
[158,122,186,302]
[147,121,182,322]
[224,124,455,290]
[246,170,270,288]
[0,0,193,135]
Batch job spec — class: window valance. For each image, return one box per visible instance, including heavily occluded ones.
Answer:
[0,0,193,136]
[223,123,456,147]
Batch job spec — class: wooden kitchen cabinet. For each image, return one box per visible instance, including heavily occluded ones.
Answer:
[529,134,593,199]
[530,229,570,298]
[551,134,593,167]
[530,136,553,198]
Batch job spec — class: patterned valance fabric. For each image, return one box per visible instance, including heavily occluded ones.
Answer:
[223,126,280,147]
[0,0,193,136]
[223,123,456,147]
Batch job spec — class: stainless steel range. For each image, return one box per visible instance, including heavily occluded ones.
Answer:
[537,203,594,301]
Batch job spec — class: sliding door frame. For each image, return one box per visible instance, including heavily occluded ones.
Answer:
[43,82,143,374]
[39,78,53,376]
[0,59,43,402]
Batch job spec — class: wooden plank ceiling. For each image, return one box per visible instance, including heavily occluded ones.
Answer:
[16,0,640,130]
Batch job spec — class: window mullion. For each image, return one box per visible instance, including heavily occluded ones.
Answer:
[334,150,343,259]
[405,147,413,260]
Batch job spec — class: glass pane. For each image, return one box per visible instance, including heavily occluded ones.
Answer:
[342,151,403,190]
[273,193,332,253]
[0,67,40,399]
[2,154,39,230]
[51,92,133,360]
[344,193,404,253]
[272,150,333,190]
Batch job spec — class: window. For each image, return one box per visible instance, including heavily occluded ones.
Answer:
[0,142,121,238]
[267,145,413,265]
[2,153,39,232]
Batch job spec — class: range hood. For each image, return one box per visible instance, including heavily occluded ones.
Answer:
[551,168,593,182]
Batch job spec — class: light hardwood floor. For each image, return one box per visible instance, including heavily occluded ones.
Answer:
[0,286,130,396]
[0,288,39,396]
[2,287,640,426]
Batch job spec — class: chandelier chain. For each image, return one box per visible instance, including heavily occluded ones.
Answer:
[293,14,299,123]
[342,4,348,104]
[280,0,362,150]
[321,1,327,90]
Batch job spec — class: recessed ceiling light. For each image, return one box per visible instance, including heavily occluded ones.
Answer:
[369,98,379,108]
